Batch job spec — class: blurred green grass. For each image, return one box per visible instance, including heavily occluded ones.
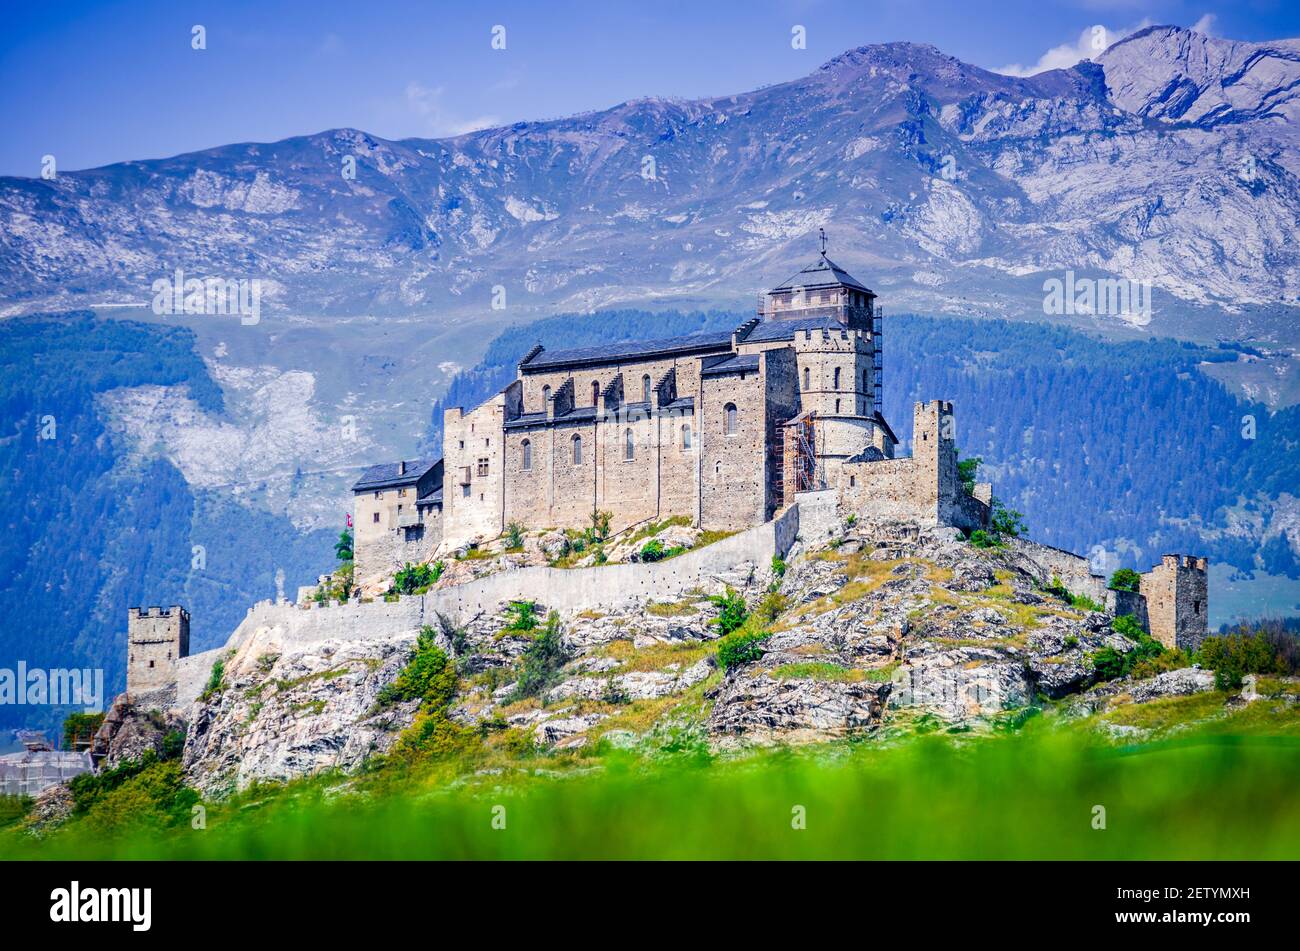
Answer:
[7,726,1300,860]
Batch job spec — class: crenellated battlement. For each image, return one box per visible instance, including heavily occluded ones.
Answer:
[1141,553,1209,652]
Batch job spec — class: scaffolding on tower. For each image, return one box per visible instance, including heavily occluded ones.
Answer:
[786,412,825,495]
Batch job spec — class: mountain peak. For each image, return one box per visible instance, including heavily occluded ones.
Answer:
[1099,23,1300,125]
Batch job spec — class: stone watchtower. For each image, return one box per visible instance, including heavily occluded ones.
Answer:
[127,606,190,695]
[759,236,881,412]
[1139,556,1209,652]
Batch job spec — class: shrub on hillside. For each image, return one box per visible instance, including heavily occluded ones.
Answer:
[504,600,539,633]
[717,630,772,671]
[1197,624,1295,690]
[334,528,353,562]
[200,658,225,702]
[1112,614,1145,641]
[68,749,198,835]
[990,500,1026,539]
[504,521,525,550]
[1108,568,1142,592]
[376,626,457,711]
[390,561,443,595]
[0,794,32,830]
[1087,615,1174,682]
[510,613,570,701]
[710,588,748,637]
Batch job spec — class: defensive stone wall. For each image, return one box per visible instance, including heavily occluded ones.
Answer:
[1008,539,1205,645]
[173,504,802,707]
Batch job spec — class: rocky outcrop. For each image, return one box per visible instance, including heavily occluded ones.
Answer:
[1067,666,1218,716]
[708,674,890,745]
[92,695,185,769]
[181,633,421,796]
[547,659,715,704]
[160,519,1210,790]
[23,783,74,836]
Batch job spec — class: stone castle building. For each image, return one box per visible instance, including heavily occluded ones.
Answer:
[349,245,1208,651]
[354,248,991,573]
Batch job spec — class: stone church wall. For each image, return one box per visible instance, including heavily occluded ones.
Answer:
[700,364,771,531]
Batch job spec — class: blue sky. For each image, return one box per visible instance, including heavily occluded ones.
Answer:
[2,0,1297,176]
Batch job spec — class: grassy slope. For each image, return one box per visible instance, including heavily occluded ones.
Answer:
[6,722,1300,860]
[7,549,1299,860]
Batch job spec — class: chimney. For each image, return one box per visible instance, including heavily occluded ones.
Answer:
[398,461,406,476]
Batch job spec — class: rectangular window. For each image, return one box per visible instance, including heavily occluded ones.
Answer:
[462,484,470,498]
[372,512,380,523]
[476,458,489,477]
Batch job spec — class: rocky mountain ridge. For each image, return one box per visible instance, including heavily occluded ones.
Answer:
[2,26,1297,343]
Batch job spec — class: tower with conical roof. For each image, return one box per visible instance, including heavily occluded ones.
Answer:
[761,229,877,327]
[759,230,882,414]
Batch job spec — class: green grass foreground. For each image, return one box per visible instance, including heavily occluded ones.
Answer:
[6,726,1300,860]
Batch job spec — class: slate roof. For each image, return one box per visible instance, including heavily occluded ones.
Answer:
[702,354,761,376]
[520,329,734,372]
[351,458,440,492]
[504,406,601,430]
[742,314,849,343]
[772,253,874,294]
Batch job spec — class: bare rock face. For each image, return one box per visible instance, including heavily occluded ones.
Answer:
[182,633,421,796]
[547,658,715,703]
[23,783,74,836]
[889,649,1032,719]
[708,673,890,745]
[1127,667,1217,701]
[93,695,185,769]
[1068,666,1218,716]
[170,520,1213,784]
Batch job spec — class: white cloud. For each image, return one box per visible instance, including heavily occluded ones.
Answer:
[995,19,1153,77]
[404,82,500,137]
[1191,13,1217,37]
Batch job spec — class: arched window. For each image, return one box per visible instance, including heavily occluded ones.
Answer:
[714,460,721,478]
[624,428,635,460]
[833,367,841,389]
[572,434,583,465]
[724,402,738,436]
[521,439,532,471]
[681,423,692,449]
[642,375,651,404]
[591,380,600,406]
[803,367,810,390]
[542,385,551,410]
